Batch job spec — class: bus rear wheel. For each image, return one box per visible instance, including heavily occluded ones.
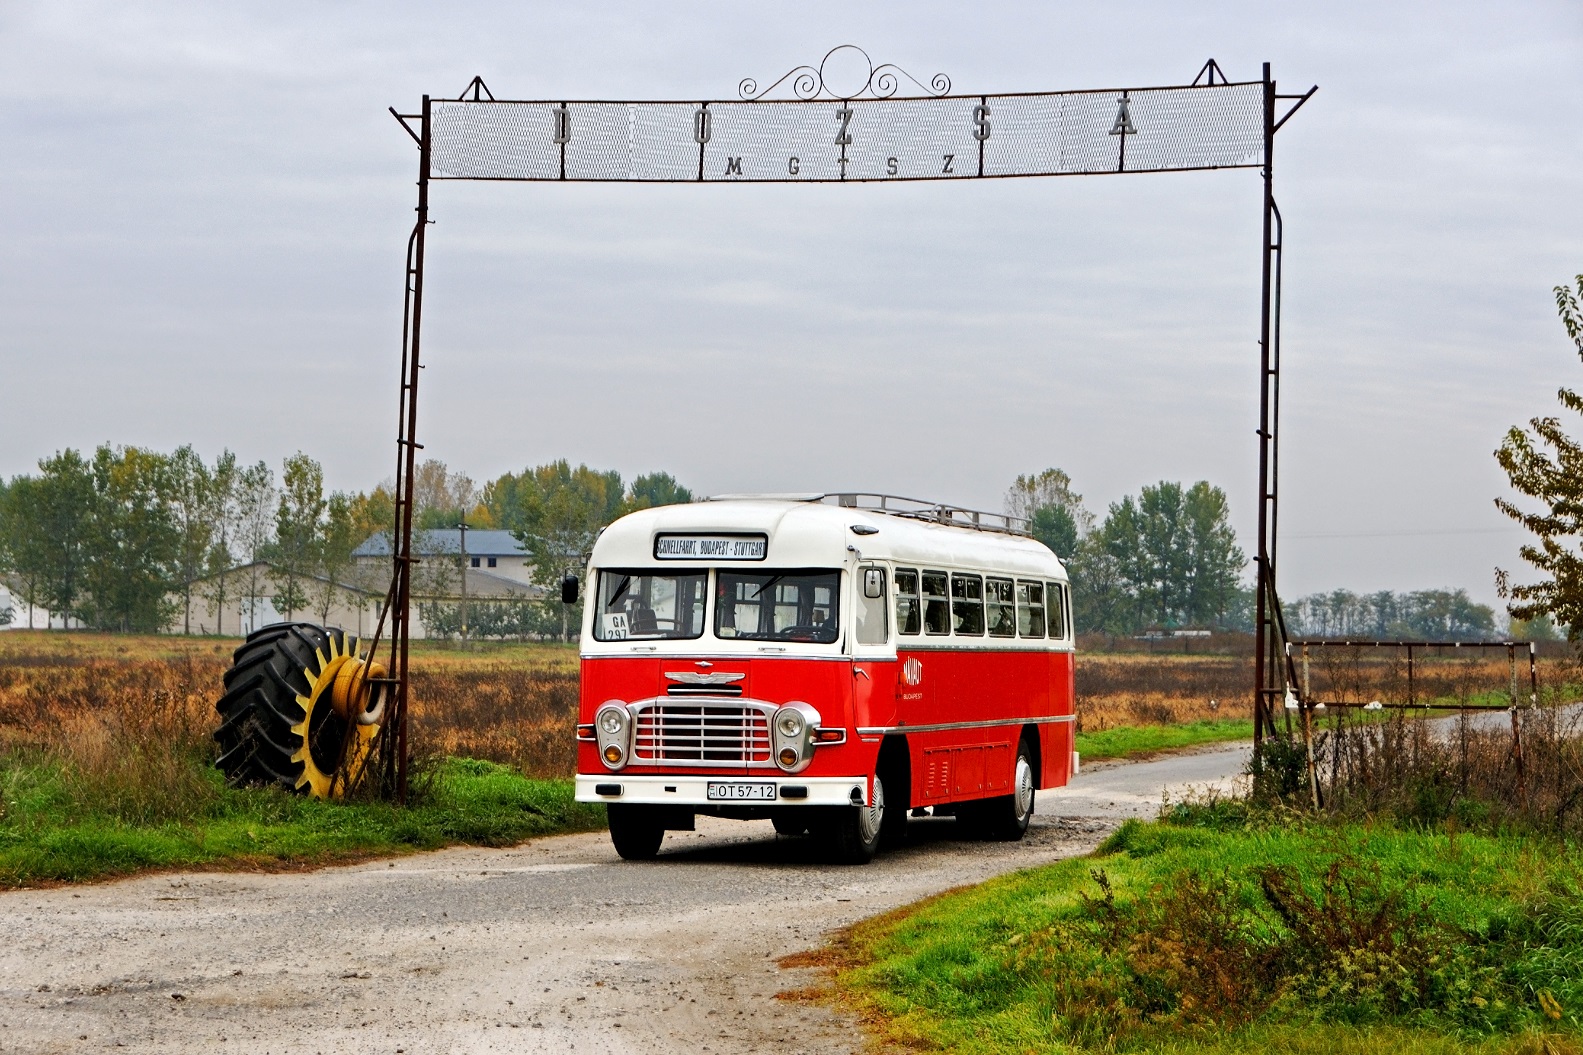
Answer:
[607,803,666,860]
[982,740,1037,841]
[815,775,887,865]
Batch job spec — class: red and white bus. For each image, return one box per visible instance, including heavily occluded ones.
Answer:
[573,493,1075,863]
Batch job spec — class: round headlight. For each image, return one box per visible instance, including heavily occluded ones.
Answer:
[779,747,799,767]
[599,710,625,735]
[604,745,624,764]
[776,712,805,738]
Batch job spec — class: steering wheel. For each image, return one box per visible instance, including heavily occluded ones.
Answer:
[778,625,833,642]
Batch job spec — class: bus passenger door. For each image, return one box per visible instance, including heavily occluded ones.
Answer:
[852,564,899,734]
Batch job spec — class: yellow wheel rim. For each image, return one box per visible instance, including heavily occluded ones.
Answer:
[289,634,382,798]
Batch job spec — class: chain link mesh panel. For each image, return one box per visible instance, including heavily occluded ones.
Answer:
[428,83,1265,182]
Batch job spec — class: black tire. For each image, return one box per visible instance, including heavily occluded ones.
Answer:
[982,739,1037,841]
[815,775,887,865]
[214,621,371,797]
[771,811,809,836]
[607,804,666,860]
[877,758,910,850]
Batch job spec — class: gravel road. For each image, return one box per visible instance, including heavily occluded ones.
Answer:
[0,744,1249,1055]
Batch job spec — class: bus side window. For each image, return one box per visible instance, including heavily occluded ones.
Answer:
[922,571,950,635]
[895,568,921,636]
[1017,580,1046,638]
[986,577,1016,637]
[1047,582,1067,639]
[856,567,888,645]
[952,573,984,636]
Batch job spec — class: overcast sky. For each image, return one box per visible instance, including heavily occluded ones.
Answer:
[3,1,1581,609]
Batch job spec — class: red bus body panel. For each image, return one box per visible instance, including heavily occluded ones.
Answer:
[578,647,1074,806]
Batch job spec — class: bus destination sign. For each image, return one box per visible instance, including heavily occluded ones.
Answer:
[653,533,768,561]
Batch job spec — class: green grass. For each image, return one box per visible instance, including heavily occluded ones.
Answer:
[1076,717,1253,760]
[0,756,605,887]
[830,814,1583,1055]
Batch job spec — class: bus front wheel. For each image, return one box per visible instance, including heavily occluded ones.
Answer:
[816,775,887,864]
[607,804,666,860]
[771,810,810,836]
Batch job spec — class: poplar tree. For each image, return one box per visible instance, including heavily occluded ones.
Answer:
[271,453,325,620]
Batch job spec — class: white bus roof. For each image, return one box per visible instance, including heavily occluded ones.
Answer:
[591,497,1068,581]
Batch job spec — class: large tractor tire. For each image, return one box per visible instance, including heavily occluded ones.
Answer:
[214,622,388,798]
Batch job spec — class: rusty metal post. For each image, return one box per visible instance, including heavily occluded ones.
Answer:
[1511,703,1527,809]
[1253,61,1278,765]
[1512,641,1534,810]
[1301,700,1321,810]
[1406,644,1415,707]
[383,94,432,805]
[1528,640,1538,706]
[1407,643,1417,769]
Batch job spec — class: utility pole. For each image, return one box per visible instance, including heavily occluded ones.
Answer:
[458,518,469,649]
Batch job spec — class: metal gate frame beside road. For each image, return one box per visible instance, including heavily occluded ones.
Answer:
[370,48,1318,798]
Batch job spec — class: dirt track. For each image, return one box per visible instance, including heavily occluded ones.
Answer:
[0,744,1249,1055]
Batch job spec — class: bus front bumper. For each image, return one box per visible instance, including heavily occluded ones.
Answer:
[575,774,871,807]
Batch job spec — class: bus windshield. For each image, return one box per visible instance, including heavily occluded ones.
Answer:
[594,570,707,640]
[715,570,840,643]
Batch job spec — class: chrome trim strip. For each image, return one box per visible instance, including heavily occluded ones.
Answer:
[890,643,1076,653]
[581,652,853,662]
[666,684,745,697]
[855,714,1076,735]
[574,773,872,807]
[664,671,746,685]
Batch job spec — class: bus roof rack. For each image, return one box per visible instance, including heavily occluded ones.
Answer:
[705,492,1032,538]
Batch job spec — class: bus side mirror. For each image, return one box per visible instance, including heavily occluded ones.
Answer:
[863,568,885,599]
[561,574,579,604]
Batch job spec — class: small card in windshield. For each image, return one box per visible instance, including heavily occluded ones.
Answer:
[654,534,767,561]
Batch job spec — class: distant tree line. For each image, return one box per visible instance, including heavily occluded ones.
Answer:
[0,444,691,636]
[1007,469,1250,636]
[414,459,694,641]
[1281,588,1502,641]
[1006,468,1515,642]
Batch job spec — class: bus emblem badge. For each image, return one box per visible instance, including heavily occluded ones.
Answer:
[902,657,923,686]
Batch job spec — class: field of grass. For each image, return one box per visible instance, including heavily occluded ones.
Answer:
[822,810,1583,1055]
[3,628,1572,886]
[0,631,597,886]
[1076,717,1254,761]
[0,756,603,887]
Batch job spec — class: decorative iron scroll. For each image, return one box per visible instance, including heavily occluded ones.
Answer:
[737,44,951,101]
[428,80,1266,183]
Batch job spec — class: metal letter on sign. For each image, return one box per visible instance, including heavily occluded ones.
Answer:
[1109,95,1137,136]
[972,103,991,141]
[553,104,571,144]
[835,106,854,146]
[693,107,712,145]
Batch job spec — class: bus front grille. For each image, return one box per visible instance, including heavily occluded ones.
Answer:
[632,702,773,766]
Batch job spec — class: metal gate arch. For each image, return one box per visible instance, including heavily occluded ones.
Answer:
[373,49,1316,798]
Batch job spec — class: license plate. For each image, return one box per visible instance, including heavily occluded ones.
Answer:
[707,782,776,801]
